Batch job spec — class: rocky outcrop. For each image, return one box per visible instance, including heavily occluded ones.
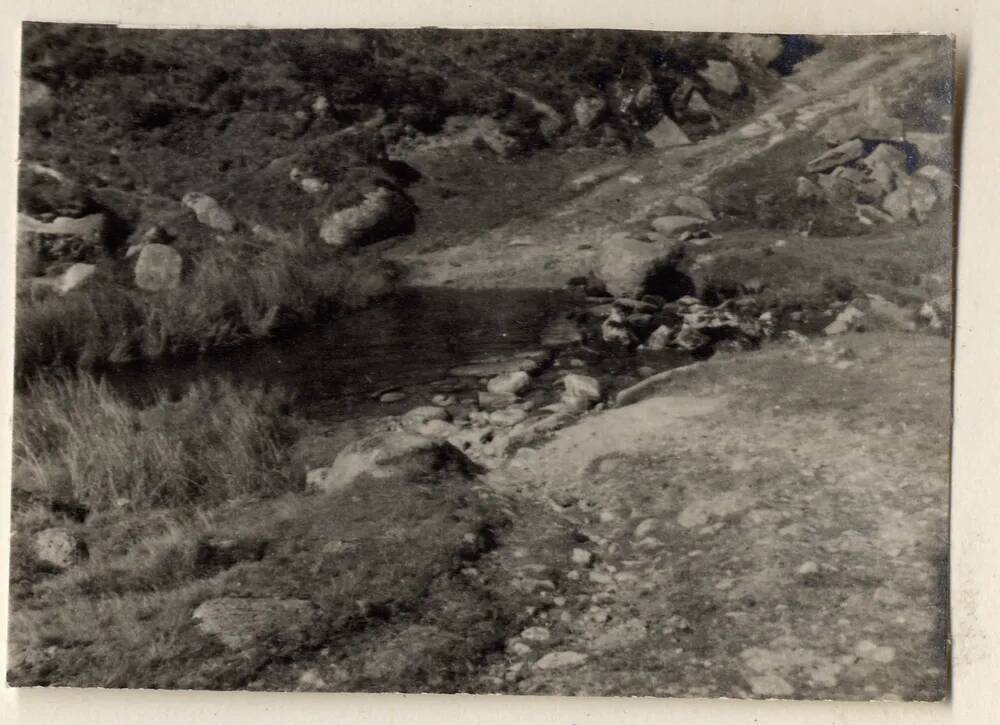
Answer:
[134,243,183,291]
[181,192,237,232]
[319,186,415,248]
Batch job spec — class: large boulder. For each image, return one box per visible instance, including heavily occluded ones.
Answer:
[18,213,108,266]
[698,60,742,95]
[319,186,415,247]
[644,116,691,149]
[593,233,693,299]
[181,192,237,232]
[313,431,475,494]
[134,243,183,291]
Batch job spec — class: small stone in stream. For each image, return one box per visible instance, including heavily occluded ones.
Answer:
[561,374,601,404]
[553,596,566,607]
[797,561,820,576]
[602,312,637,346]
[478,391,518,410]
[634,518,659,538]
[415,419,459,439]
[431,394,456,407]
[598,510,619,523]
[567,570,580,581]
[487,370,531,396]
[379,391,407,403]
[520,626,551,642]
[572,548,594,566]
[489,406,529,428]
[449,358,538,378]
[856,639,896,663]
[568,358,587,368]
[401,405,450,429]
[534,651,588,671]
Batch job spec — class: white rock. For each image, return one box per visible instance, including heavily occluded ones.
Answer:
[534,651,588,670]
[487,370,531,396]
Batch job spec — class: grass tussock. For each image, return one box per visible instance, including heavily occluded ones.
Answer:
[15,230,394,379]
[13,374,299,510]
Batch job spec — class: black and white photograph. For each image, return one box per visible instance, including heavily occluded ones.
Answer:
[6,23,955,701]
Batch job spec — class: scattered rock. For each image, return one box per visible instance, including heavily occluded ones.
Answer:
[318,431,474,493]
[645,325,675,351]
[134,243,183,291]
[672,195,715,221]
[192,597,320,650]
[748,673,795,697]
[824,305,865,335]
[534,651,588,670]
[572,548,594,566]
[651,215,707,237]
[487,371,531,396]
[33,527,88,570]
[561,374,601,404]
[592,618,648,652]
[796,561,819,575]
[806,138,866,173]
[478,391,518,410]
[379,391,408,403]
[450,358,538,378]
[520,627,551,642]
[592,232,687,298]
[601,306,638,347]
[489,406,529,428]
[634,518,659,538]
[645,116,691,149]
[698,59,742,95]
[181,192,237,232]
[401,405,451,430]
[319,186,414,247]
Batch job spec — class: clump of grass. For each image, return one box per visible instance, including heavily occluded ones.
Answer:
[15,229,395,380]
[13,375,298,510]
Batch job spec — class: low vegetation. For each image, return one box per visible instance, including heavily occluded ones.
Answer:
[15,230,394,380]
[13,374,298,510]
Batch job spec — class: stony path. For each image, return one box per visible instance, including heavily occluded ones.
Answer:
[467,332,949,699]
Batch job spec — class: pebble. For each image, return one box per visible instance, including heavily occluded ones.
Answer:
[520,626,551,642]
[431,394,456,406]
[797,561,820,575]
[571,548,594,566]
[534,651,588,670]
[379,391,408,403]
[633,518,659,538]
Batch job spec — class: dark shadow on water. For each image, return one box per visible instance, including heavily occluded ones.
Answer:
[103,287,573,419]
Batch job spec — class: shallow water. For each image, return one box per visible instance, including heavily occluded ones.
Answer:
[104,287,576,419]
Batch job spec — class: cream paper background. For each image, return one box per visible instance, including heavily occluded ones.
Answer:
[0,1,995,722]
